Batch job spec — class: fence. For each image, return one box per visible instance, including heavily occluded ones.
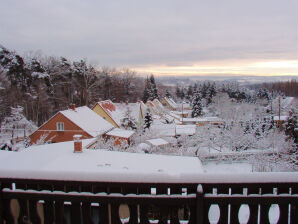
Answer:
[0,173,297,224]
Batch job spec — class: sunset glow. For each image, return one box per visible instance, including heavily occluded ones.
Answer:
[133,60,298,76]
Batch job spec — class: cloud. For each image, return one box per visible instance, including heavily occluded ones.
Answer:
[1,0,298,72]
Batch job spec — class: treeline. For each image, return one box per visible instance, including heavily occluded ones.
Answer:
[0,45,149,126]
[175,81,268,104]
[252,79,298,97]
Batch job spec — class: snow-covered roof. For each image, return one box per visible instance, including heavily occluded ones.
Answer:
[96,100,123,126]
[273,116,288,121]
[153,99,165,111]
[164,97,178,109]
[169,111,181,120]
[105,128,135,138]
[151,123,176,137]
[146,100,159,114]
[136,143,151,150]
[176,125,196,136]
[96,101,146,125]
[60,106,114,137]
[146,138,169,146]
[172,111,189,115]
[0,140,204,183]
[181,117,223,123]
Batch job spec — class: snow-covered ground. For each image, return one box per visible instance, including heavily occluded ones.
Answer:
[203,161,253,173]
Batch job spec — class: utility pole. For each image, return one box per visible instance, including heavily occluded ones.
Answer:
[182,101,184,124]
[278,96,281,129]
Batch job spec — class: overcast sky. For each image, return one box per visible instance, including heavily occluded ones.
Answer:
[1,0,298,76]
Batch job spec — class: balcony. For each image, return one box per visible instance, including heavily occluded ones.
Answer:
[1,172,297,224]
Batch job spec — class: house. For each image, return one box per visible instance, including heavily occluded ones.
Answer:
[171,111,189,118]
[92,100,121,127]
[161,97,178,111]
[146,138,170,149]
[152,99,166,113]
[92,100,148,127]
[180,117,224,126]
[104,128,135,146]
[30,106,114,144]
[146,100,159,115]
[176,125,197,136]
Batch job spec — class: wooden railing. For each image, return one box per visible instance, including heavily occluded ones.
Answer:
[0,173,297,224]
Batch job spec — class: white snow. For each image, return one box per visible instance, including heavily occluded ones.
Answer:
[60,106,114,137]
[203,162,252,173]
[105,128,135,138]
[164,97,178,109]
[153,99,165,111]
[176,125,196,136]
[273,115,288,121]
[136,143,151,151]
[31,72,49,79]
[146,138,169,147]
[0,139,204,183]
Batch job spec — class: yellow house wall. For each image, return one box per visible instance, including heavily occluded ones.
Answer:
[92,104,119,127]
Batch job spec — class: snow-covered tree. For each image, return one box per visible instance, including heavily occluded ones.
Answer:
[1,106,36,140]
[191,92,203,117]
[284,109,297,145]
[142,74,159,102]
[121,107,137,130]
[73,59,98,105]
[142,77,150,102]
[143,108,153,131]
[149,74,158,100]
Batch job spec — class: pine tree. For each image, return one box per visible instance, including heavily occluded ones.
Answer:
[143,108,153,131]
[143,75,159,102]
[191,92,203,117]
[121,107,137,130]
[186,85,193,100]
[284,109,297,145]
[165,89,171,98]
[149,74,158,100]
[175,85,181,99]
[142,77,150,102]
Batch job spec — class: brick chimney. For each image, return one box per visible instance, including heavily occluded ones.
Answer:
[69,103,76,111]
[73,134,82,153]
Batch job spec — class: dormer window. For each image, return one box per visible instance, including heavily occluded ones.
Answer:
[57,122,64,131]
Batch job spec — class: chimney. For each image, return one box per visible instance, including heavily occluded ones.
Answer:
[69,103,76,111]
[73,134,82,153]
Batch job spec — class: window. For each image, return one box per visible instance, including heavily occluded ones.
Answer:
[57,122,64,131]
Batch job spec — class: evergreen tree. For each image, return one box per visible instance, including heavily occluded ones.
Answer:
[142,77,150,102]
[284,109,298,145]
[121,106,137,130]
[143,108,153,131]
[191,92,203,117]
[175,85,181,99]
[206,84,216,105]
[186,85,193,100]
[149,74,158,100]
[165,89,171,98]
[143,75,159,102]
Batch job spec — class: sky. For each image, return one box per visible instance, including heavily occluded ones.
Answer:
[1,0,298,77]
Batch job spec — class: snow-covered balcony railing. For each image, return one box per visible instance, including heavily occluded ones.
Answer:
[1,172,297,224]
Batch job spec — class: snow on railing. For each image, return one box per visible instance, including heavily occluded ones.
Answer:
[1,173,297,223]
[0,169,297,184]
